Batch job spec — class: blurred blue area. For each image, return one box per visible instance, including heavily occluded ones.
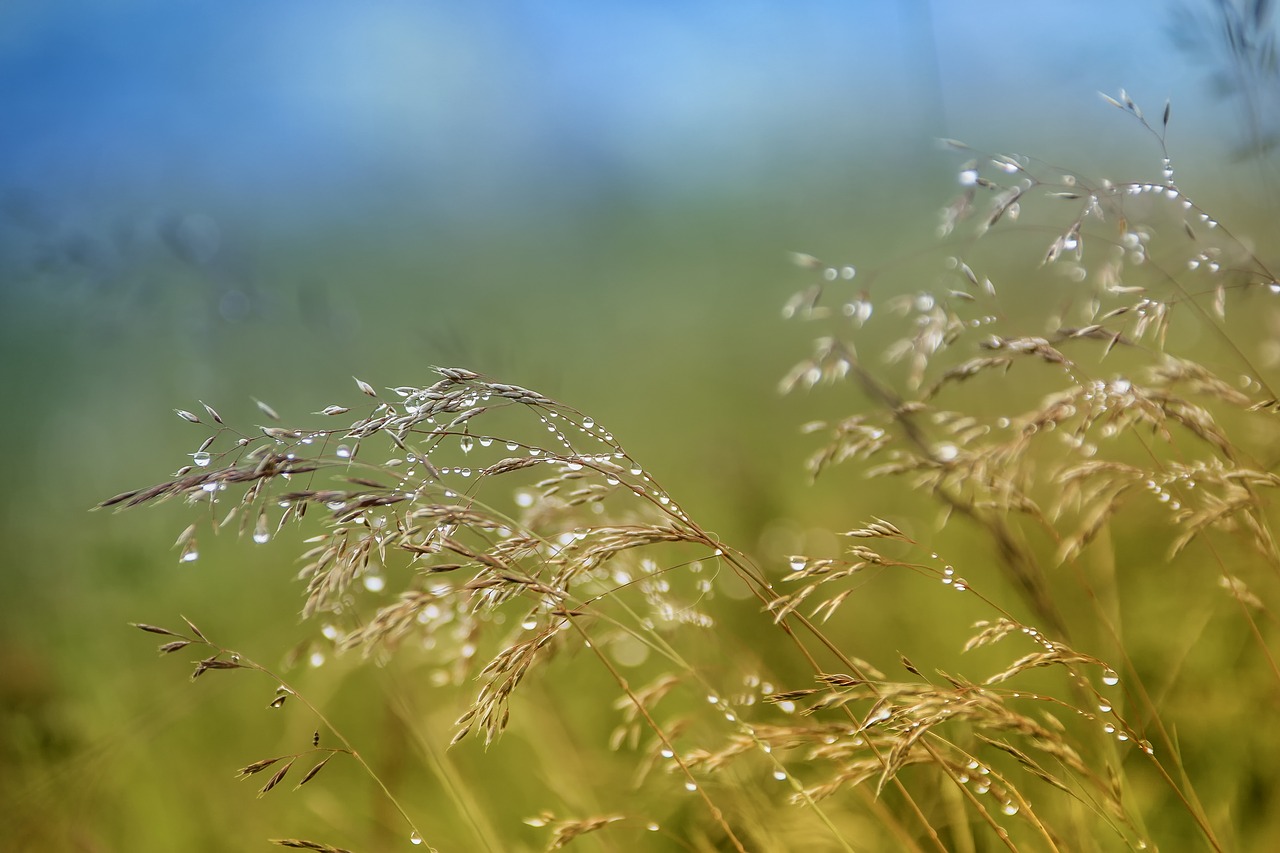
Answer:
[0,0,1212,229]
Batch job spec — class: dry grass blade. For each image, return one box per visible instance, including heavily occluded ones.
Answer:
[270,841,354,853]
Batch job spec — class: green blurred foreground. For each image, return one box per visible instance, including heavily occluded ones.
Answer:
[4,148,1280,851]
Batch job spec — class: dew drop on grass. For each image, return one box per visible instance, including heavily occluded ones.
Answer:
[646,823,660,832]
[1102,669,1119,686]
[521,618,537,631]
[1002,802,1019,816]
[773,770,787,781]
[459,435,473,454]
[660,748,674,759]
[410,831,423,846]
[684,781,697,792]
[191,451,211,467]
[478,436,493,447]
[179,540,199,563]
[253,512,270,544]
[789,556,807,572]
[582,417,595,429]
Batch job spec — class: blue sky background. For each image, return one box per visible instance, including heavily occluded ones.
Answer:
[0,1,1230,232]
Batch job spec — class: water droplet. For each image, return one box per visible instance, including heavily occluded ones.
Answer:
[773,769,787,781]
[179,540,199,563]
[363,574,385,592]
[1002,802,1019,816]
[521,618,537,631]
[646,822,660,832]
[309,651,325,668]
[410,831,423,846]
[582,417,595,429]
[788,556,807,572]
[1101,669,1119,686]
[191,451,211,467]
[253,518,270,544]
[459,436,473,454]
[660,748,674,758]
[684,781,697,792]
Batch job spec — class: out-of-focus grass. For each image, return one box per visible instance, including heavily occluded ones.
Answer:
[1,177,927,850]
[4,142,1279,850]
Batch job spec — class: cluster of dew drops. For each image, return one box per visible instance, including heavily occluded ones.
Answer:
[922,553,1147,753]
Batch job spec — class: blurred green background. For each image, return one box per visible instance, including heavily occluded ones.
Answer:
[3,2,1280,850]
